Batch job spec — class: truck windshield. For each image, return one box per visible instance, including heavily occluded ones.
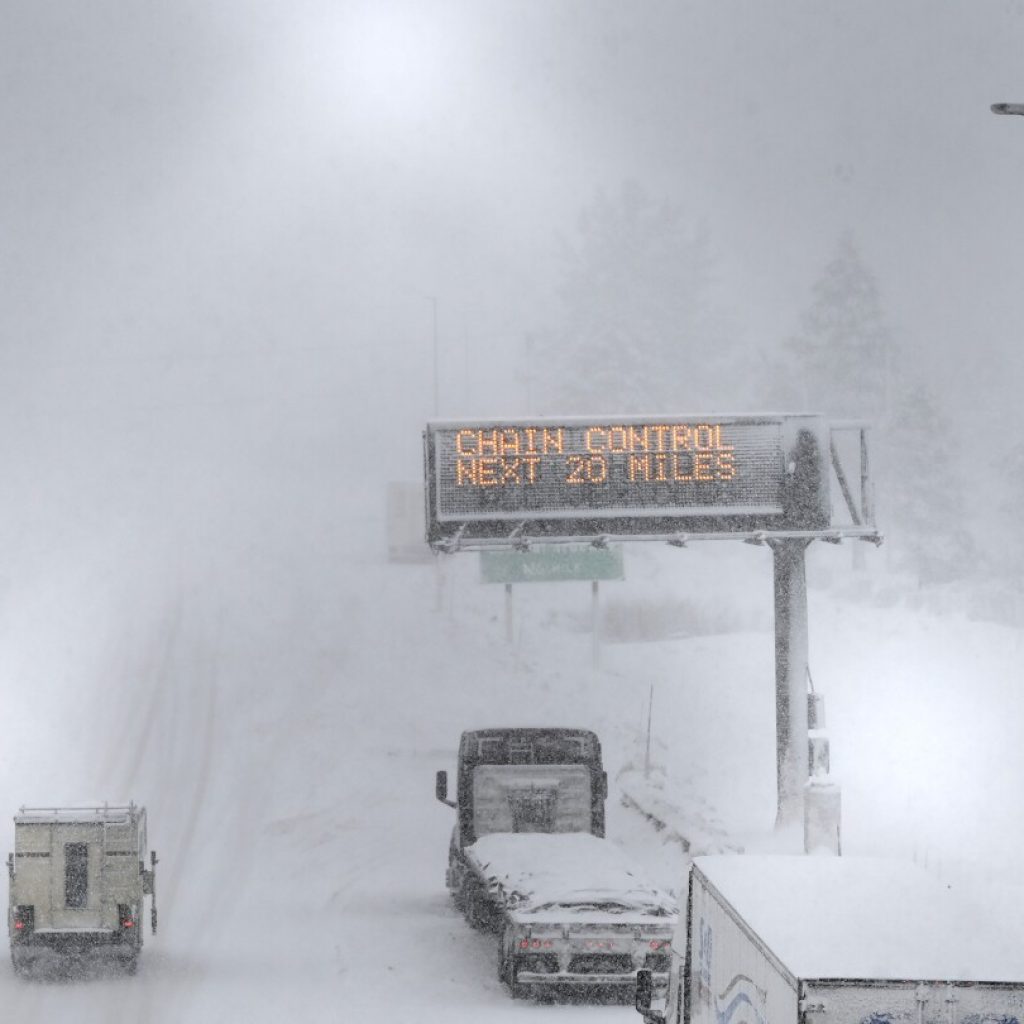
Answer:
[470,731,599,767]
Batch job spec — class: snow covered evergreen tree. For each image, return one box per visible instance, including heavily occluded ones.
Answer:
[988,440,1024,580]
[884,385,976,585]
[535,180,734,415]
[765,233,977,585]
[767,231,893,421]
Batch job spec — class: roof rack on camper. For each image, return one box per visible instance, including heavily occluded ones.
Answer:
[14,803,143,825]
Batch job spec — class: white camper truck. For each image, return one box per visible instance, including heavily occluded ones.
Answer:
[636,855,1024,1024]
[7,804,157,975]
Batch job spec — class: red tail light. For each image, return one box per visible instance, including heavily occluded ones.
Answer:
[13,906,33,938]
[122,919,135,928]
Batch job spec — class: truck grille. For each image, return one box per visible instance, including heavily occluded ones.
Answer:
[518,953,559,975]
[568,953,634,975]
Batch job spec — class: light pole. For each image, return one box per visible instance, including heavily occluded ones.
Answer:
[992,103,1024,116]
[430,295,439,417]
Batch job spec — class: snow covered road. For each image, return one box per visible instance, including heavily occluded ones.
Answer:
[2,481,1023,1021]
[0,497,659,1021]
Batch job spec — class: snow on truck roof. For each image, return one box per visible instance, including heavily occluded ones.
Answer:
[469,833,677,919]
[695,854,1024,984]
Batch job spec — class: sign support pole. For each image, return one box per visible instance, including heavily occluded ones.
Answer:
[426,416,873,835]
[591,580,601,669]
[644,683,654,778]
[504,583,514,645]
[433,556,444,613]
[771,537,811,827]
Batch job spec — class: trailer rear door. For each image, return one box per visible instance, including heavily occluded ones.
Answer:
[688,865,798,1024]
[47,824,106,930]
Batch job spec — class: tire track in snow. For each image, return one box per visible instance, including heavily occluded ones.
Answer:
[159,658,217,910]
[95,607,221,1024]
[98,596,183,791]
[141,602,293,1021]
[1,595,186,1019]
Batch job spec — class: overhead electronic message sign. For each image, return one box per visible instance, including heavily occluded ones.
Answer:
[424,414,830,548]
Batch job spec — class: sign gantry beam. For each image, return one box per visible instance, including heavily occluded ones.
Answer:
[433,526,882,554]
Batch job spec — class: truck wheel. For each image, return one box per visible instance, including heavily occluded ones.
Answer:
[499,932,529,999]
[449,862,467,910]
[451,879,466,911]
[455,879,472,918]
[465,891,483,929]
[508,966,530,1000]
[501,955,528,998]
[498,938,512,983]
[10,949,30,978]
[461,882,489,930]
[123,954,139,976]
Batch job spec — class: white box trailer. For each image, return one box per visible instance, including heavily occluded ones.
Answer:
[7,804,157,975]
[636,855,1024,1024]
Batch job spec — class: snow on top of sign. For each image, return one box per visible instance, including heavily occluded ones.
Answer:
[696,854,1024,983]
[425,413,815,428]
[467,832,677,919]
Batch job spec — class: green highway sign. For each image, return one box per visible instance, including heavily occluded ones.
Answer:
[480,546,624,585]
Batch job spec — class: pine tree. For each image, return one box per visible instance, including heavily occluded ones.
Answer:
[884,386,976,584]
[766,233,979,584]
[991,440,1024,578]
[768,231,893,422]
[537,180,733,415]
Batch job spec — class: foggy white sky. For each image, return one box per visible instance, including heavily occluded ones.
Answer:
[2,0,1023,495]
[3,7,1024,1015]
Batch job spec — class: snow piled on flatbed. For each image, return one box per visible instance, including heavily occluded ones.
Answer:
[467,832,678,921]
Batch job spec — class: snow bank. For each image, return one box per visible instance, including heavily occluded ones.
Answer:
[617,767,741,855]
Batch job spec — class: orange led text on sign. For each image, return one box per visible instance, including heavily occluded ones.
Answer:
[455,427,564,456]
[451,423,739,489]
[454,427,563,488]
[455,456,541,487]
[584,423,733,454]
[626,451,735,483]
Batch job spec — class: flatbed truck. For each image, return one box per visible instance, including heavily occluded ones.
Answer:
[436,727,676,999]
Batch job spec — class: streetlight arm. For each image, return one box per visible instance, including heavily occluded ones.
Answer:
[992,103,1024,115]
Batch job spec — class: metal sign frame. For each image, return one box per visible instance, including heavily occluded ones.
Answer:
[424,413,856,551]
[422,413,881,831]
